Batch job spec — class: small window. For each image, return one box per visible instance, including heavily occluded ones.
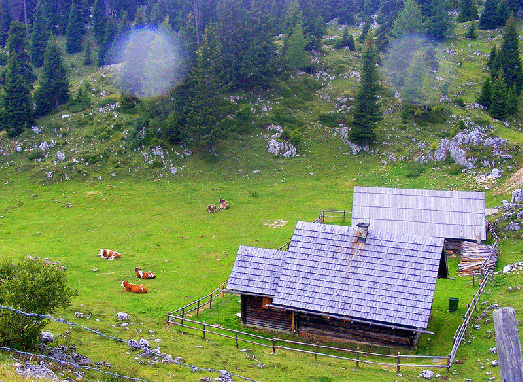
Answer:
[262,297,271,309]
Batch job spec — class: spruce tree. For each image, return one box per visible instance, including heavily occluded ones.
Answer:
[7,21,36,86]
[489,75,508,119]
[424,0,454,41]
[285,20,308,70]
[34,40,69,117]
[477,77,492,108]
[83,40,91,66]
[30,0,51,68]
[0,0,11,47]
[479,0,500,30]
[458,0,478,22]
[350,37,380,146]
[392,0,424,38]
[93,0,106,46]
[1,52,33,137]
[98,19,116,66]
[466,22,477,39]
[499,16,523,95]
[66,2,83,54]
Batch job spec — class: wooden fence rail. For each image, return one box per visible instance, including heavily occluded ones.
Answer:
[166,281,228,320]
[168,315,450,371]
[313,210,350,224]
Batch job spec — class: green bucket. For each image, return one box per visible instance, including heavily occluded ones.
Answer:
[449,297,459,312]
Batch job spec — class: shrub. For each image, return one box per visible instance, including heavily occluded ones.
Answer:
[405,162,426,178]
[28,151,45,161]
[0,257,75,350]
[448,163,463,175]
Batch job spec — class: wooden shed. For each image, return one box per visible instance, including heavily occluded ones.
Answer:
[227,221,445,348]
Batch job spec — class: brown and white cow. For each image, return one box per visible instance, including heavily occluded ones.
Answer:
[99,249,121,260]
[219,198,229,210]
[207,204,217,213]
[121,280,147,293]
[134,268,156,279]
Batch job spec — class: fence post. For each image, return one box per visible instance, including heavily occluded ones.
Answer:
[397,352,401,373]
[446,354,451,372]
[272,338,276,354]
[356,346,359,368]
[472,272,475,287]
[196,300,200,318]
[235,331,238,349]
[181,308,185,327]
[343,210,346,223]
[202,323,206,339]
[210,294,213,309]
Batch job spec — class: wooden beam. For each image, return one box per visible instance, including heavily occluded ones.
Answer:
[493,307,523,382]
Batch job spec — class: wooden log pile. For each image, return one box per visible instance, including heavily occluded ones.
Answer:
[458,242,498,276]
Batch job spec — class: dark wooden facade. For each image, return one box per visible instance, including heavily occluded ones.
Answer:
[241,295,418,348]
[241,295,293,333]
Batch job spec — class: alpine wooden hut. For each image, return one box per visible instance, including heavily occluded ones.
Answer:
[227,221,446,348]
[351,187,486,254]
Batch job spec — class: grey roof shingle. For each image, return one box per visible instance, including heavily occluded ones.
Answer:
[352,186,486,241]
[226,246,285,296]
[271,221,444,330]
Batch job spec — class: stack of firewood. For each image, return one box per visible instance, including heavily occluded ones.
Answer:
[458,242,498,276]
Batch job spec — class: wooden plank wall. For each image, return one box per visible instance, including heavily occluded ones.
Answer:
[493,307,523,382]
[242,295,293,333]
[297,314,417,348]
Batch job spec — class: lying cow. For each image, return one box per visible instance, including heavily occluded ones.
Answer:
[219,198,229,210]
[121,280,147,293]
[135,268,156,279]
[207,204,217,213]
[99,249,121,260]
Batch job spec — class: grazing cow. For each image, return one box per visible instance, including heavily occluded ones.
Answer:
[99,249,121,260]
[135,268,156,279]
[207,204,217,213]
[121,280,147,293]
[219,198,229,210]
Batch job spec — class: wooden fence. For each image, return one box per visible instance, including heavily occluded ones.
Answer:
[166,281,228,321]
[313,210,350,224]
[167,315,450,372]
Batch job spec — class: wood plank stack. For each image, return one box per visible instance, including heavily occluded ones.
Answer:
[458,242,498,276]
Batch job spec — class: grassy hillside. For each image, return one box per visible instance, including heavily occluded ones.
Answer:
[0,21,523,382]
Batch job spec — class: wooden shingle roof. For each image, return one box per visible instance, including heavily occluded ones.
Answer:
[352,186,486,241]
[227,245,285,296]
[272,222,444,329]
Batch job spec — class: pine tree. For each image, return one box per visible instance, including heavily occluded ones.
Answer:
[83,40,91,65]
[477,77,492,108]
[424,0,454,40]
[118,11,131,36]
[66,1,83,54]
[30,0,51,68]
[350,37,380,146]
[285,20,308,70]
[466,22,477,39]
[499,16,523,95]
[7,21,36,86]
[392,0,424,38]
[458,0,478,22]
[34,40,69,117]
[1,52,33,137]
[93,0,106,46]
[98,19,116,66]
[0,0,11,47]
[479,0,500,30]
[489,75,508,119]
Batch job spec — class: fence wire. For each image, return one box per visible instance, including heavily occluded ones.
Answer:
[0,305,258,382]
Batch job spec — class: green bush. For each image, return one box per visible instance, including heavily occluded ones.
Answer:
[28,151,45,161]
[0,257,75,350]
[448,163,463,175]
[405,162,426,178]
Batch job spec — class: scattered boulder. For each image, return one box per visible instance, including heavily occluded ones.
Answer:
[116,312,130,320]
[220,370,235,382]
[174,357,184,364]
[15,361,58,381]
[40,331,54,344]
[512,189,523,203]
[138,338,150,349]
[127,339,140,350]
[267,139,296,158]
[505,222,521,231]
[418,369,434,379]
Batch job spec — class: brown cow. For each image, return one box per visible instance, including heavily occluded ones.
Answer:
[219,198,229,210]
[99,249,121,260]
[207,204,217,213]
[121,280,147,293]
[135,268,156,279]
